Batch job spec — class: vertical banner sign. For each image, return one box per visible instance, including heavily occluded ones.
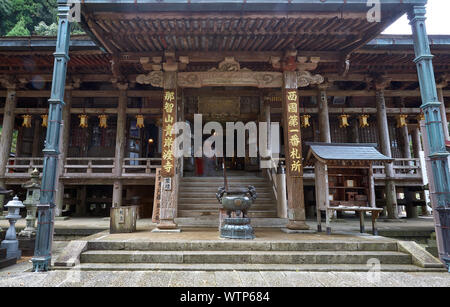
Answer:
[152,168,161,223]
[161,90,176,177]
[285,90,303,177]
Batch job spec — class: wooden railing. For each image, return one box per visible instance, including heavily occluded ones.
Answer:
[64,157,115,176]
[373,158,422,179]
[5,158,44,176]
[2,157,420,181]
[122,158,161,176]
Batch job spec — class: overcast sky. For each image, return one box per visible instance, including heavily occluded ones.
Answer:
[383,0,450,34]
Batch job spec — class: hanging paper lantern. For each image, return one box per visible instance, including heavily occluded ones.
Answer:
[339,114,350,128]
[22,115,32,128]
[41,114,48,128]
[300,114,311,128]
[136,115,145,129]
[359,114,370,128]
[98,115,108,128]
[396,114,408,128]
[79,114,88,128]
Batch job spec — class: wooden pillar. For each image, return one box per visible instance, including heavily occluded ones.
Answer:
[375,85,398,219]
[437,85,449,141]
[55,87,72,216]
[31,118,41,158]
[0,83,17,214]
[157,71,179,230]
[282,71,308,230]
[400,125,412,159]
[75,186,87,217]
[112,82,128,208]
[351,118,360,143]
[411,127,422,158]
[265,100,272,154]
[317,84,331,143]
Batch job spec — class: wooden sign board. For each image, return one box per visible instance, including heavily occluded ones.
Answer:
[152,168,162,223]
[161,90,177,177]
[284,89,303,177]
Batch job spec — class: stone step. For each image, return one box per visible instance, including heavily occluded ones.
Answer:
[81,250,412,265]
[63,263,445,273]
[86,240,399,252]
[181,177,266,181]
[175,217,287,228]
[179,198,275,204]
[178,204,276,211]
[179,189,273,196]
[178,210,277,218]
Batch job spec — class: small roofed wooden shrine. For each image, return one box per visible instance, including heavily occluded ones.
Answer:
[306,143,393,235]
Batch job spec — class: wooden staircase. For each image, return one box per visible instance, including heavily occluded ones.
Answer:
[177,176,278,219]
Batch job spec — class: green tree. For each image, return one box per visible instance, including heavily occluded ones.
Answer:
[6,16,30,36]
[1,0,58,36]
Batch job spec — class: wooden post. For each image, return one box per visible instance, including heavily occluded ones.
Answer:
[55,87,72,216]
[375,85,398,219]
[437,85,449,142]
[411,127,422,158]
[31,118,41,158]
[112,82,128,208]
[400,125,412,159]
[0,82,17,214]
[157,71,179,230]
[317,84,331,143]
[282,71,308,230]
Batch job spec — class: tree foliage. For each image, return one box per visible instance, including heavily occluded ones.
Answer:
[6,16,31,36]
[1,0,85,36]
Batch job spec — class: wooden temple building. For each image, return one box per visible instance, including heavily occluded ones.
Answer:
[0,0,449,231]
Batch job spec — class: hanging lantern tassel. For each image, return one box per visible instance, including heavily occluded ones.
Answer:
[22,115,32,128]
[136,115,145,129]
[396,114,408,128]
[359,114,370,128]
[98,114,108,128]
[79,114,88,128]
[339,114,350,128]
[41,114,48,128]
[300,114,311,128]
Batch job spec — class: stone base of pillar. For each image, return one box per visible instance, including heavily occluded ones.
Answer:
[156,220,179,230]
[286,220,309,230]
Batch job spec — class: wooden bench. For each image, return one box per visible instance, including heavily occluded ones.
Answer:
[317,206,384,236]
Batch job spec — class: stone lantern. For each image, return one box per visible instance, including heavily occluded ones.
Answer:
[19,169,40,238]
[0,196,25,259]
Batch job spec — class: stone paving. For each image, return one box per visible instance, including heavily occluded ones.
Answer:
[0,269,448,287]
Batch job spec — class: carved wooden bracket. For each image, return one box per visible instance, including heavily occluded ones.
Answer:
[177,71,283,88]
[297,71,324,88]
[136,71,164,87]
[209,57,250,72]
[0,75,17,90]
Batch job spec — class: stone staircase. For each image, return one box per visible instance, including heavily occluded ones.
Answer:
[75,239,445,272]
[177,176,277,219]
